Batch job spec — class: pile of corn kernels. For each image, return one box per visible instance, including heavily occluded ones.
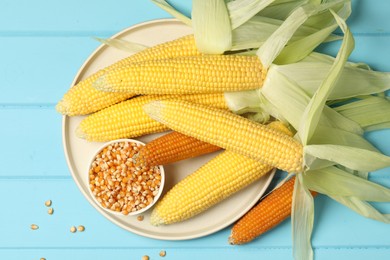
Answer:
[89,141,162,215]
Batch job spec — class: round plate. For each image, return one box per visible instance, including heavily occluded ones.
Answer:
[62,18,275,240]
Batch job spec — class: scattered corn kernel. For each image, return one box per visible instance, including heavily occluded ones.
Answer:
[40,258,46,260]
[89,141,162,214]
[31,224,39,230]
[47,208,54,215]
[137,215,144,221]
[45,200,52,207]
[77,225,85,232]
[70,226,77,233]
[142,256,149,260]
[159,250,166,257]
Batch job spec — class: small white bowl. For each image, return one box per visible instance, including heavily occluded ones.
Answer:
[87,138,165,216]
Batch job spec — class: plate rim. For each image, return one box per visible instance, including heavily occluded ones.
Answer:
[61,18,275,241]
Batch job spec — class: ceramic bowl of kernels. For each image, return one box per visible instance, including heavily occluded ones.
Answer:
[87,139,165,216]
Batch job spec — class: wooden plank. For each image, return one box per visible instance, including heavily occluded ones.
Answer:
[2,248,390,260]
[0,37,100,105]
[0,0,170,34]
[0,108,68,176]
[0,179,388,248]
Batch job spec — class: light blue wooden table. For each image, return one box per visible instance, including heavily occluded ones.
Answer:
[0,0,389,259]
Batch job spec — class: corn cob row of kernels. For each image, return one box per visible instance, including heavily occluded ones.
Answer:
[77,93,229,142]
[56,34,199,116]
[144,99,303,173]
[93,55,264,94]
[136,131,221,167]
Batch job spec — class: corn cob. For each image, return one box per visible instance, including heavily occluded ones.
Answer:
[150,150,273,225]
[144,99,303,173]
[76,93,228,142]
[229,177,296,245]
[150,121,292,225]
[56,34,199,116]
[136,131,221,167]
[93,55,264,94]
[229,176,318,245]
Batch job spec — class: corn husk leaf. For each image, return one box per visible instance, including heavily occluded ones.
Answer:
[274,1,350,64]
[292,174,314,260]
[329,196,390,223]
[192,0,232,54]
[258,0,305,20]
[274,55,390,100]
[298,9,353,145]
[334,96,390,130]
[303,166,390,202]
[93,37,148,53]
[257,0,350,69]
[227,0,277,29]
[310,126,379,152]
[304,144,390,172]
[259,71,363,134]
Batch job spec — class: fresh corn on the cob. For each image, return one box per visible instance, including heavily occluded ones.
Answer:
[229,176,318,245]
[93,55,264,94]
[144,99,303,173]
[77,94,228,142]
[150,150,274,225]
[229,177,296,245]
[56,34,199,116]
[150,121,292,225]
[136,131,221,167]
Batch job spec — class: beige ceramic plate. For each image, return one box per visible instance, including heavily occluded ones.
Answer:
[62,18,275,240]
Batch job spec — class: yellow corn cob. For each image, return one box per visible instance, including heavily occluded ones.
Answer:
[144,99,303,173]
[93,55,264,94]
[150,150,274,225]
[56,34,199,116]
[136,131,221,167]
[150,121,292,225]
[77,94,228,142]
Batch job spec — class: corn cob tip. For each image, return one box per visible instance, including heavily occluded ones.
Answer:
[55,100,68,115]
[228,236,237,245]
[75,125,87,139]
[150,209,165,226]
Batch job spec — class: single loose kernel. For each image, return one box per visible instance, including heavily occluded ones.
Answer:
[40,258,46,260]
[77,225,85,232]
[31,224,39,230]
[47,208,54,215]
[159,250,166,257]
[70,226,77,233]
[137,215,144,221]
[45,200,52,207]
[142,256,149,260]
